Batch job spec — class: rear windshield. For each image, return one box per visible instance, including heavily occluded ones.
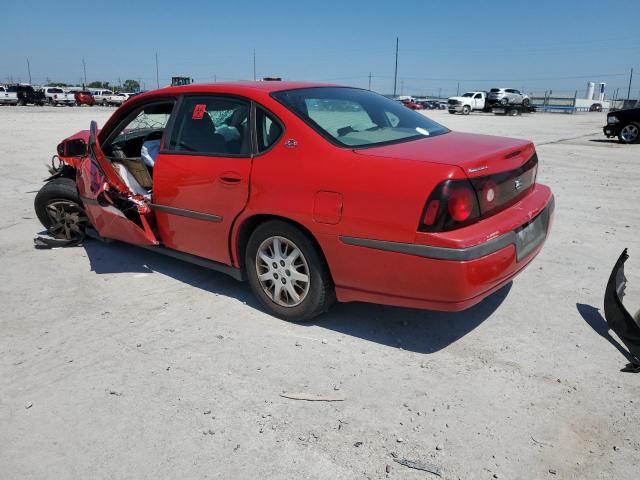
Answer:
[272,87,448,148]
[490,88,501,92]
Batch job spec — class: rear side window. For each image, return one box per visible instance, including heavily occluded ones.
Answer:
[256,107,283,153]
[168,96,251,156]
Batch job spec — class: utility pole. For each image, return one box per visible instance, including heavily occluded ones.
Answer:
[400,79,404,95]
[82,57,87,86]
[368,72,372,90]
[155,52,160,89]
[456,82,459,96]
[393,37,398,97]
[627,67,633,101]
[438,87,441,99]
[253,49,256,81]
[26,58,32,84]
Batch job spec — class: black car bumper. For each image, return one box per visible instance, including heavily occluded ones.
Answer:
[603,125,621,137]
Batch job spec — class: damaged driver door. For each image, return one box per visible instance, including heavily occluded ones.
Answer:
[76,120,158,245]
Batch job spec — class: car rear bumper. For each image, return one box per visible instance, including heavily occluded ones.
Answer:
[324,185,554,311]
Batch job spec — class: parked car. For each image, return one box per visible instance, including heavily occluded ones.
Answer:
[447,91,488,114]
[0,85,18,105]
[401,99,423,110]
[589,103,603,112]
[43,87,75,106]
[603,107,640,144]
[488,88,530,106]
[90,89,114,106]
[7,84,46,105]
[74,90,96,106]
[34,82,553,321]
[420,100,438,110]
[104,92,130,106]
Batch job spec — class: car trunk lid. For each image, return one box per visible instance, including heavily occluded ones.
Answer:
[353,131,535,177]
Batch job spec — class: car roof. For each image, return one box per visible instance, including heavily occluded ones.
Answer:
[135,81,338,101]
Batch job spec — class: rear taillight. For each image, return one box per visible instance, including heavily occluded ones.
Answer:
[419,179,480,232]
[420,153,539,232]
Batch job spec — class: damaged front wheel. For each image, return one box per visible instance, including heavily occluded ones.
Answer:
[34,177,89,241]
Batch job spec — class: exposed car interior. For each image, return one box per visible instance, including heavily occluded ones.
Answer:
[103,101,175,196]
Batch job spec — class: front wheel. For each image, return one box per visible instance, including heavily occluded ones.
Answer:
[618,122,640,144]
[34,178,89,241]
[245,220,334,321]
[522,98,530,106]
[462,105,471,115]
[500,98,509,106]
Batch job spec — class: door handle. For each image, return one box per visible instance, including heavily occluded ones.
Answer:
[218,171,242,185]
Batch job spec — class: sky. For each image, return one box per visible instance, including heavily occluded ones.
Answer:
[1,0,638,98]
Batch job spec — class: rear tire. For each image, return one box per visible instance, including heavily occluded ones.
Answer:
[34,177,88,240]
[500,98,509,106]
[618,122,640,144]
[245,220,334,321]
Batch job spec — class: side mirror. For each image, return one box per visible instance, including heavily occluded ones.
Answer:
[64,138,87,157]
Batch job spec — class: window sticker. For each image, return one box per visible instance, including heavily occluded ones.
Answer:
[192,104,207,120]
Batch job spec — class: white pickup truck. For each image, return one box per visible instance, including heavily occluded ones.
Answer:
[0,85,18,105]
[104,92,130,106]
[447,91,487,115]
[43,87,75,106]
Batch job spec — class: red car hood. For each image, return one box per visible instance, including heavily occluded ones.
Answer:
[353,131,535,177]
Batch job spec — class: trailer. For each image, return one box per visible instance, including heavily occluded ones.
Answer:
[490,103,536,116]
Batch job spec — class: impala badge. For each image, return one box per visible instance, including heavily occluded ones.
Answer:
[514,178,523,191]
[284,138,298,149]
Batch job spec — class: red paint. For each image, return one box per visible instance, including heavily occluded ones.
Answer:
[53,81,553,312]
[313,191,343,225]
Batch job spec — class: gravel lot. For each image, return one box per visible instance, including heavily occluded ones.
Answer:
[1,105,638,479]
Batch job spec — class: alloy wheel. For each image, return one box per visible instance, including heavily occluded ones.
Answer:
[256,236,310,307]
[620,124,639,143]
[45,200,88,240]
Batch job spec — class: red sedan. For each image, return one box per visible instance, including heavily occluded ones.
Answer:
[34,82,553,321]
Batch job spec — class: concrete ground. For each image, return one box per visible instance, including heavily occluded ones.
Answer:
[0,105,638,479]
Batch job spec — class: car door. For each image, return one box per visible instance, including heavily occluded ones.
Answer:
[512,89,522,103]
[75,117,161,246]
[473,93,482,109]
[152,94,253,264]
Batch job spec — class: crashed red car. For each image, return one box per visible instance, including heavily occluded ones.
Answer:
[34,82,554,321]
